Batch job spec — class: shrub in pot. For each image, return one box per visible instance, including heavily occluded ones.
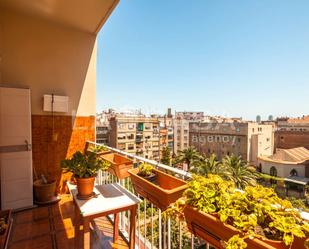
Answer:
[167,174,309,249]
[61,151,111,199]
[87,144,110,156]
[137,163,156,182]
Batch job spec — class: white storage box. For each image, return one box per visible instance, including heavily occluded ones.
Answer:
[43,94,68,113]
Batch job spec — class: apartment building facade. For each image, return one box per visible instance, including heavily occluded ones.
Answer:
[174,118,190,154]
[96,111,113,144]
[175,111,204,121]
[189,121,274,165]
[173,111,204,154]
[109,116,160,160]
[275,116,309,150]
[158,116,174,154]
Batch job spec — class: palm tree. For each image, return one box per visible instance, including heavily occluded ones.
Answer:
[190,154,224,177]
[175,147,201,169]
[222,155,257,189]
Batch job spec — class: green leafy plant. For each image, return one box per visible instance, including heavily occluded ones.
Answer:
[161,146,171,165]
[175,147,202,168]
[167,174,309,249]
[88,145,109,153]
[222,155,258,189]
[188,153,257,190]
[138,163,154,177]
[286,196,309,212]
[225,235,247,249]
[190,154,224,177]
[61,151,111,178]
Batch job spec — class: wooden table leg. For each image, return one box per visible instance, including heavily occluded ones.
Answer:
[113,213,119,242]
[74,205,80,249]
[83,218,90,249]
[129,206,137,249]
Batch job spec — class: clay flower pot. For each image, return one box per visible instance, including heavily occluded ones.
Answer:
[33,179,56,203]
[128,168,187,210]
[102,153,133,179]
[183,206,305,249]
[76,176,95,199]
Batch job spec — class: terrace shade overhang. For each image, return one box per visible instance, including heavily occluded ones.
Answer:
[0,0,120,194]
[0,0,119,34]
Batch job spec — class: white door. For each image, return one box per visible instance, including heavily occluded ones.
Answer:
[0,87,33,210]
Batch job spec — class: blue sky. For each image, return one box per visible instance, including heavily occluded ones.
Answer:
[96,1,309,120]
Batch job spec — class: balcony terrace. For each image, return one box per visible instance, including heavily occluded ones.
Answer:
[6,141,197,249]
[5,143,309,249]
[1,1,308,249]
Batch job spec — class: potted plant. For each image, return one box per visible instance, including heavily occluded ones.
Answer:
[128,163,187,210]
[0,209,12,249]
[33,174,57,204]
[61,151,110,199]
[167,174,309,249]
[86,144,110,156]
[137,163,156,182]
[101,153,133,179]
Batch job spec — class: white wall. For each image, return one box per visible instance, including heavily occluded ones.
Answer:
[259,159,306,178]
[0,8,97,116]
[249,123,274,165]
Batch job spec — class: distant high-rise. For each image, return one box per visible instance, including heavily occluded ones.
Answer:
[167,108,172,118]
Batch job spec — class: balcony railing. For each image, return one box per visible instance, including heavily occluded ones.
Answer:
[87,141,208,249]
[87,141,309,248]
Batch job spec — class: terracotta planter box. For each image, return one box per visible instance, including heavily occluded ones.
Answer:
[84,142,111,156]
[102,153,133,179]
[184,206,305,249]
[0,210,12,249]
[94,150,111,156]
[128,168,187,210]
[86,148,111,156]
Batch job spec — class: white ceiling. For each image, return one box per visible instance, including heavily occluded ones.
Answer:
[0,0,119,34]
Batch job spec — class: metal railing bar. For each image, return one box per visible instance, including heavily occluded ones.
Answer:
[158,209,162,249]
[88,141,192,178]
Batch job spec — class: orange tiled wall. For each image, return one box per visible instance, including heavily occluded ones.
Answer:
[31,115,95,192]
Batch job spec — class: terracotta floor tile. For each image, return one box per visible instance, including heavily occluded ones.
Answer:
[55,230,75,249]
[8,234,53,249]
[11,219,50,242]
[14,207,49,224]
[8,195,129,249]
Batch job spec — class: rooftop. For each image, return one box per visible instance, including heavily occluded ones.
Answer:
[260,147,309,164]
